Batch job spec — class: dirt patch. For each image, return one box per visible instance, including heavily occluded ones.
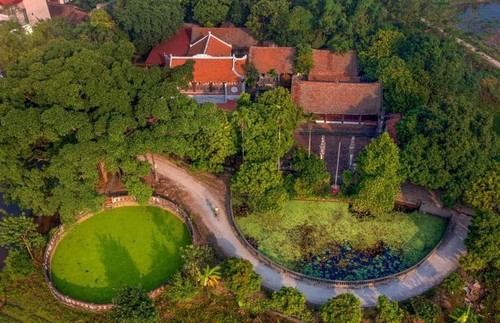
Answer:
[152,170,230,257]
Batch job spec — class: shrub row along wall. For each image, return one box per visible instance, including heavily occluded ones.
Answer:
[43,195,197,312]
[226,190,456,288]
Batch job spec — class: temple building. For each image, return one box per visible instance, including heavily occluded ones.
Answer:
[146,27,384,125]
[147,27,258,109]
[291,79,383,127]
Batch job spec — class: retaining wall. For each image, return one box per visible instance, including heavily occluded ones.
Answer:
[43,195,196,312]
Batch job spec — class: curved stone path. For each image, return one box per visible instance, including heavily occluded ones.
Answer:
[152,156,471,307]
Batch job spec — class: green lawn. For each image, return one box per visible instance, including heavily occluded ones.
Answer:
[236,200,447,270]
[51,206,191,304]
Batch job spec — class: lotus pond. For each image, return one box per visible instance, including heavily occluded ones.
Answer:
[236,200,447,281]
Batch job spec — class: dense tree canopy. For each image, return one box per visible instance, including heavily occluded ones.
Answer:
[290,148,331,197]
[193,0,232,27]
[232,89,301,214]
[461,210,500,271]
[463,163,499,213]
[376,295,404,323]
[294,44,314,75]
[357,28,496,206]
[220,258,261,300]
[1,37,156,221]
[111,285,156,321]
[319,293,362,323]
[109,0,184,55]
[360,29,476,114]
[0,20,236,222]
[270,287,313,322]
[0,215,44,261]
[245,0,290,42]
[352,133,402,216]
[397,98,494,205]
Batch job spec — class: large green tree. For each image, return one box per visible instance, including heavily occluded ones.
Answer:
[220,258,261,300]
[461,210,500,271]
[270,287,313,322]
[232,89,301,214]
[376,295,404,323]
[111,285,156,321]
[352,133,402,216]
[290,148,330,197]
[0,37,154,222]
[245,0,290,41]
[0,21,236,223]
[193,0,232,27]
[463,163,499,213]
[397,98,495,205]
[0,215,43,262]
[109,0,184,55]
[294,44,314,75]
[319,293,362,323]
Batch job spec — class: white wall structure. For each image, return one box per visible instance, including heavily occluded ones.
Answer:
[22,0,50,25]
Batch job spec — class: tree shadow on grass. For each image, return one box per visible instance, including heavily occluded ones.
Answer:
[51,272,115,304]
[96,233,142,298]
[50,233,142,304]
[140,233,178,289]
[401,215,449,266]
[149,207,179,244]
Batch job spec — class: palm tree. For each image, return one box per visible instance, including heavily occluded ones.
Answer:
[197,265,221,288]
[449,306,479,323]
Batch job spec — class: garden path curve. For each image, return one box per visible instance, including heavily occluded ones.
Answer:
[152,156,471,307]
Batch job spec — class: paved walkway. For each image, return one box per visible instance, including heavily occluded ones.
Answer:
[421,18,500,69]
[152,156,471,307]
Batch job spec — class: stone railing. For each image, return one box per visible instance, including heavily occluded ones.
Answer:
[150,194,199,242]
[44,195,196,312]
[226,191,455,288]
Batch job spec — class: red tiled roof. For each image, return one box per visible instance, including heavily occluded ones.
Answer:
[216,100,238,112]
[386,113,402,144]
[145,28,191,65]
[249,47,296,75]
[170,57,245,83]
[309,50,360,82]
[187,33,232,56]
[191,27,258,49]
[292,79,382,115]
[47,3,88,24]
[0,0,21,5]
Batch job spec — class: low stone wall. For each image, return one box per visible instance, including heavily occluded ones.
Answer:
[43,195,196,312]
[226,192,456,289]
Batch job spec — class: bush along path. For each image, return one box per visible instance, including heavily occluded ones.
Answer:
[150,155,471,307]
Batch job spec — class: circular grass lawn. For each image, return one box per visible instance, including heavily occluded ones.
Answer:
[50,206,191,304]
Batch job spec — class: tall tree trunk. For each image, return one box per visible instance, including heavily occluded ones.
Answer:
[98,161,108,184]
[20,235,35,261]
[147,151,157,182]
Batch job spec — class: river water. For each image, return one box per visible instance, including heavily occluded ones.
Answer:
[458,3,500,35]
[0,193,23,271]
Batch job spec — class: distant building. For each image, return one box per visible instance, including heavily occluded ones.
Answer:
[292,79,383,126]
[147,27,258,110]
[146,27,384,122]
[0,0,86,28]
[308,50,360,82]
